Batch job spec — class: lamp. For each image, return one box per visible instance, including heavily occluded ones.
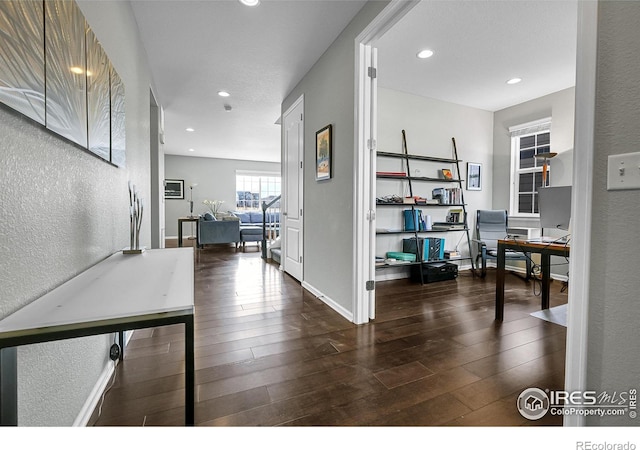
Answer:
[188,183,198,218]
[535,152,557,187]
[188,183,198,240]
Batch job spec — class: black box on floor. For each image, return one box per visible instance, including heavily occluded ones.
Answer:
[411,262,458,283]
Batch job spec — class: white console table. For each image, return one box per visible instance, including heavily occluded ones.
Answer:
[0,247,195,426]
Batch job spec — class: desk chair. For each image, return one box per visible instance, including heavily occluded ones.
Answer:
[475,210,531,280]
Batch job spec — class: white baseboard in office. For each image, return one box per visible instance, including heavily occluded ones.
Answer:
[484,262,569,282]
[375,262,473,282]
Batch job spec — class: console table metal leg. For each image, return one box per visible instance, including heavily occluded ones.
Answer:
[185,316,195,426]
[496,242,506,321]
[0,347,18,426]
[118,331,125,361]
[541,252,551,310]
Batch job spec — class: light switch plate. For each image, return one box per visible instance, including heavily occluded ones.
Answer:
[607,152,640,190]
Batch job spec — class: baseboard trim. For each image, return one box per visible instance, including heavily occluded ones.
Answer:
[75,331,132,426]
[302,281,353,323]
[375,262,474,282]
[74,360,115,426]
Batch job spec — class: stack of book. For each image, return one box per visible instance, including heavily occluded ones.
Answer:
[376,171,406,177]
[432,187,462,205]
[432,222,466,231]
[444,250,460,259]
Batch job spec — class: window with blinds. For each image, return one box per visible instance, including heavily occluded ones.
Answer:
[509,119,551,215]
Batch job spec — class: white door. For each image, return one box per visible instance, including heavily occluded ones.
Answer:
[353,43,378,324]
[282,96,304,281]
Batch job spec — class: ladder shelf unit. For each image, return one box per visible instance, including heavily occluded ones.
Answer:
[375,132,476,284]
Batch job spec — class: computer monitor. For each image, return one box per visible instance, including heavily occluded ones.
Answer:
[538,185,572,231]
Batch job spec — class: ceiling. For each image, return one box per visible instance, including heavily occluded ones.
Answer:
[130,0,578,164]
[376,0,578,112]
[130,0,367,163]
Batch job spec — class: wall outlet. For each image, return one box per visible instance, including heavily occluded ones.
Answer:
[607,152,640,190]
[109,344,120,361]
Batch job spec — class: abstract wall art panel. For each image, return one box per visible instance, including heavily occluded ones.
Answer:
[2,0,125,167]
[0,0,45,124]
[45,0,88,148]
[86,27,111,160]
[110,67,126,167]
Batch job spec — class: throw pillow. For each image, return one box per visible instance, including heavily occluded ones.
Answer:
[203,212,216,221]
[233,211,251,223]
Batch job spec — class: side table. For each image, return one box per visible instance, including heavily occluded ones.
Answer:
[178,216,200,247]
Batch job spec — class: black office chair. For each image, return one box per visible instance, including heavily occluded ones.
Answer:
[475,210,531,280]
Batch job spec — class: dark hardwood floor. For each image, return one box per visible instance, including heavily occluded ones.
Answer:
[90,240,567,426]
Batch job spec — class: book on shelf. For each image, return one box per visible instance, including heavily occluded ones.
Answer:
[432,222,466,230]
[376,171,406,177]
[441,169,453,180]
[432,187,462,205]
[447,208,464,223]
[444,250,460,259]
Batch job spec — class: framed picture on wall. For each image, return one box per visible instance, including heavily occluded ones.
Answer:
[316,124,332,181]
[466,163,482,191]
[165,179,184,199]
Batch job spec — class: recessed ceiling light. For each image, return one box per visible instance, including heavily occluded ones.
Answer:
[188,148,195,152]
[218,90,230,97]
[70,66,84,74]
[416,49,434,59]
[185,127,195,132]
[239,0,260,6]
[507,78,522,85]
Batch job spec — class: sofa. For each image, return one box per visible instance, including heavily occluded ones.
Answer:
[198,213,240,248]
[231,210,280,250]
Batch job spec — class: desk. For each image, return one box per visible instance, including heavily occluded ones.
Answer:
[0,247,195,426]
[495,239,569,321]
[178,216,200,247]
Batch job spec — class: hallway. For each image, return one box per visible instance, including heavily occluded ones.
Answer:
[91,244,566,426]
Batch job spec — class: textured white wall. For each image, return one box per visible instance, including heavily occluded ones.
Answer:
[586,1,640,426]
[164,155,280,237]
[0,1,153,425]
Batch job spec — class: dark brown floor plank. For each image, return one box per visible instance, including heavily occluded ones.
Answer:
[92,245,567,426]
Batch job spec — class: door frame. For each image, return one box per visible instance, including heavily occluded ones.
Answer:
[281,94,304,281]
[353,0,419,325]
[563,0,598,427]
[352,0,598,426]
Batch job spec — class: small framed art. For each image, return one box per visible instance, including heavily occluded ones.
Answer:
[316,124,332,181]
[164,179,185,199]
[466,163,482,191]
